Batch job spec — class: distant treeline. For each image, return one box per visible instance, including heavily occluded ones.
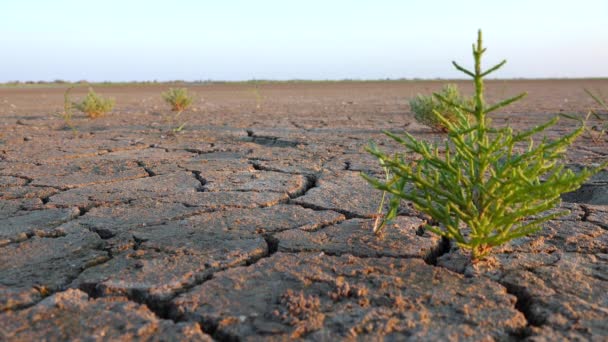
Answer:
[2,77,607,87]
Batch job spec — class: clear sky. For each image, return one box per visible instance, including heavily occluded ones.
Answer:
[1,0,607,82]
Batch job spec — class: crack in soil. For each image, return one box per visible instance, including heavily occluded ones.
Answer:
[75,232,272,324]
[288,201,369,220]
[248,159,323,176]
[1,207,84,246]
[288,174,318,199]
[136,161,156,177]
[242,130,302,148]
[422,236,451,266]
[81,247,272,324]
[289,120,309,131]
[433,247,539,337]
[3,247,112,314]
[0,174,33,184]
[500,281,541,340]
[280,170,377,219]
[191,171,207,192]
[581,204,592,222]
[343,160,351,171]
[1,229,69,247]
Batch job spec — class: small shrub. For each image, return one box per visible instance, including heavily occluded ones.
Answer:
[363,30,607,262]
[162,87,193,112]
[73,88,115,118]
[409,84,473,132]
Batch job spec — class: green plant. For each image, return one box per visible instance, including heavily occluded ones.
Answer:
[162,87,194,112]
[172,121,187,134]
[250,81,264,109]
[73,88,115,118]
[56,86,77,134]
[583,88,607,143]
[363,30,607,262]
[409,84,473,132]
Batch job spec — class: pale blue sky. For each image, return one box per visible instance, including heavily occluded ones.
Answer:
[1,0,607,82]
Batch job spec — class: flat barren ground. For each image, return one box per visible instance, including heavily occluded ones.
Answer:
[1,80,607,341]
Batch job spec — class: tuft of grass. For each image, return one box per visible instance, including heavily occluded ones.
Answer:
[162,88,194,112]
[73,88,115,118]
[363,30,607,262]
[409,84,473,132]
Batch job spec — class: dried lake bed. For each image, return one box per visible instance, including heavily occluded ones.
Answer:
[1,80,607,340]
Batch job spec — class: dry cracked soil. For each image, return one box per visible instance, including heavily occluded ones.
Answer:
[0,80,607,341]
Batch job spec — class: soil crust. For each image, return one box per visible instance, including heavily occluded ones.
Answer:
[1,80,607,340]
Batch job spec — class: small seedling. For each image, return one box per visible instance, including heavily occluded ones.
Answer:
[162,87,194,112]
[172,121,187,134]
[409,84,473,132]
[56,86,78,134]
[371,160,399,234]
[73,88,115,118]
[363,30,607,262]
[583,88,607,143]
[250,81,264,109]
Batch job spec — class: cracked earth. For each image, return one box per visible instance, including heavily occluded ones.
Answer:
[1,80,607,341]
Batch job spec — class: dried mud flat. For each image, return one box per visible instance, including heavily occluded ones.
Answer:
[1,80,607,341]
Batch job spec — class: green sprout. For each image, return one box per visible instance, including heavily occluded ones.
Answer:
[73,88,115,118]
[250,81,264,110]
[363,30,607,262]
[583,88,607,143]
[56,86,78,134]
[410,84,473,132]
[172,121,187,134]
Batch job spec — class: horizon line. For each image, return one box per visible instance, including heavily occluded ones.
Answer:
[2,77,608,87]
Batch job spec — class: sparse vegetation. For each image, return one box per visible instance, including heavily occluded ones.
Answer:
[57,86,78,134]
[73,88,115,118]
[161,88,194,134]
[584,88,607,143]
[172,121,187,134]
[250,81,264,109]
[363,30,607,262]
[162,87,194,112]
[409,84,473,132]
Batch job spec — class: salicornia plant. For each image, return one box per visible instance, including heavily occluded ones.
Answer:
[410,84,473,133]
[57,86,78,134]
[250,81,264,110]
[73,88,115,118]
[162,87,194,112]
[583,88,607,143]
[162,87,193,133]
[363,30,607,261]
